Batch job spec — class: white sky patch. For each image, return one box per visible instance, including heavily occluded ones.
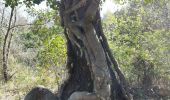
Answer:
[17,1,50,23]
[101,0,123,17]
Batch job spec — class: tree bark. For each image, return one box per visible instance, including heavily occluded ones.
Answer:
[58,0,130,99]
[2,7,14,82]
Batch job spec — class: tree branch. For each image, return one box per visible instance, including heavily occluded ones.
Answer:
[9,23,44,30]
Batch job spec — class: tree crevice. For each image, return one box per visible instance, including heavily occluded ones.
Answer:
[58,0,130,100]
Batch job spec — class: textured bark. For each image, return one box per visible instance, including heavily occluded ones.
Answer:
[58,0,130,100]
[2,7,14,82]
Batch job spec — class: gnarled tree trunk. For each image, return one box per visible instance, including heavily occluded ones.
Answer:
[57,0,130,100]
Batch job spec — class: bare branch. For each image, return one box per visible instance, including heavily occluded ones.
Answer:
[9,23,44,30]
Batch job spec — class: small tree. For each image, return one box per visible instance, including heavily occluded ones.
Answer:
[2,6,15,82]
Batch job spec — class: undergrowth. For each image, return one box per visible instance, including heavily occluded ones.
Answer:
[0,55,59,100]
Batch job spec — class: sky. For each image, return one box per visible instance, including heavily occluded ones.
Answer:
[101,0,124,16]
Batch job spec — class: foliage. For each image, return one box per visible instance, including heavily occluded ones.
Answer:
[103,0,170,86]
[0,55,58,99]
[103,1,170,99]
[4,0,58,9]
[19,8,66,68]
[37,35,66,68]
[0,6,66,100]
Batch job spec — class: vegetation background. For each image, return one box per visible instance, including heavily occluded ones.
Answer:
[0,0,170,99]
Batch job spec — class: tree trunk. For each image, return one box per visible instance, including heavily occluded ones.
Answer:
[58,0,130,100]
[2,7,14,82]
[6,8,16,65]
